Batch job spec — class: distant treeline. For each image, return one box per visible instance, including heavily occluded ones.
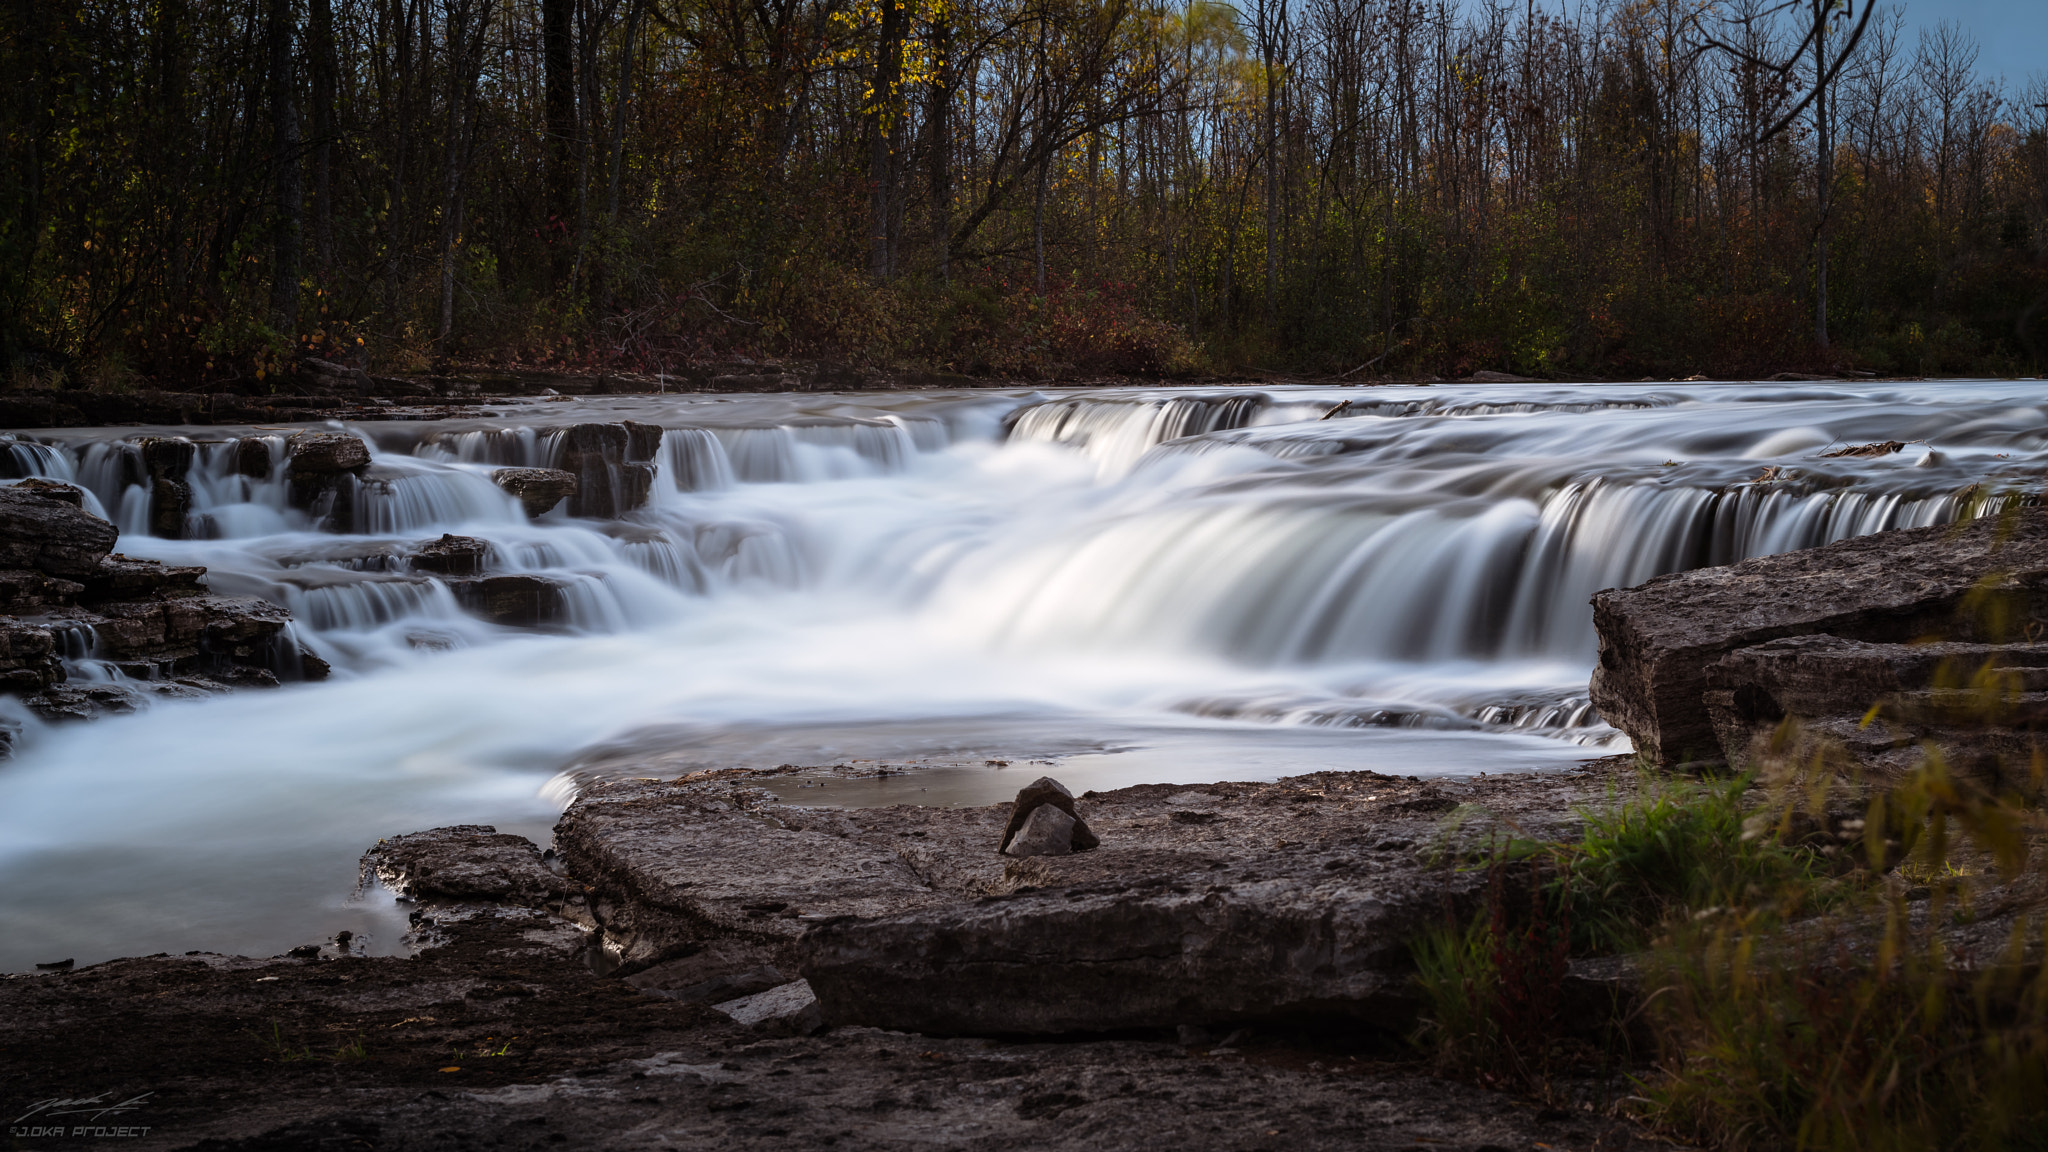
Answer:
[3,0,2045,384]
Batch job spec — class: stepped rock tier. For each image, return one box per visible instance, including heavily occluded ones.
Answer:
[1590,510,2048,770]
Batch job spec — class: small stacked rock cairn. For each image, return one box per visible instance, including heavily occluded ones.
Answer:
[997,776,1102,857]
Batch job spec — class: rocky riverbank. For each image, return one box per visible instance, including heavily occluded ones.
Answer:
[0,483,314,742]
[2,759,1667,1151]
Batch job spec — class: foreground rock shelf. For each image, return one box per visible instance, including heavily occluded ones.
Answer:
[430,764,1629,1037]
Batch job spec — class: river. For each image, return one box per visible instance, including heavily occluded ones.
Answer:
[0,380,2040,970]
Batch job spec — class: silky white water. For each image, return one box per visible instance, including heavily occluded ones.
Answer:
[1,380,2043,970]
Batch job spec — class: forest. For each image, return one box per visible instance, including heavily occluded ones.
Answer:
[3,0,2045,385]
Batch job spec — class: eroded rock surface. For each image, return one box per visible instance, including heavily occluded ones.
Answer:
[1706,634,2048,783]
[555,767,1616,1035]
[362,824,571,905]
[0,482,118,575]
[1591,512,2048,765]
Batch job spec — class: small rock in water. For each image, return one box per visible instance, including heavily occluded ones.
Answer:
[1005,803,1076,858]
[998,776,1100,855]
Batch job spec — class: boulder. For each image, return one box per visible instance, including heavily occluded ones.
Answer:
[451,574,567,627]
[1003,803,1076,857]
[491,468,578,518]
[1590,512,2048,766]
[409,533,490,578]
[998,776,1101,855]
[0,485,118,576]
[285,431,372,473]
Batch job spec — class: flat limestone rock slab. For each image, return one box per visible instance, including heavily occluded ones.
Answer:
[1590,511,2048,765]
[554,766,1621,1034]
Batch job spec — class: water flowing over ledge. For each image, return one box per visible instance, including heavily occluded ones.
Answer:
[1,380,2043,969]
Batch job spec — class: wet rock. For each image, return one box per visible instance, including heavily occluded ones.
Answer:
[0,484,117,576]
[0,569,86,613]
[286,434,369,533]
[1706,634,2048,783]
[139,436,194,539]
[233,436,276,478]
[999,775,1100,855]
[451,574,567,628]
[21,683,148,722]
[624,421,663,462]
[76,594,292,670]
[1590,511,2048,766]
[557,423,633,519]
[710,979,824,1036]
[81,553,207,600]
[409,533,490,578]
[361,825,567,905]
[492,467,577,518]
[1004,803,1076,857]
[0,619,62,693]
[10,478,82,507]
[286,431,372,473]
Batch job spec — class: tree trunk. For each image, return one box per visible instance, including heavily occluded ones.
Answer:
[606,0,645,226]
[438,0,492,356]
[869,0,904,278]
[308,0,335,275]
[543,0,576,271]
[1813,0,1831,354]
[930,11,952,282]
[1260,0,1282,326]
[268,0,302,336]
[1034,156,1048,294]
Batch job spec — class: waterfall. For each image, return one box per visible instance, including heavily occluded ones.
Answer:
[4,381,2045,970]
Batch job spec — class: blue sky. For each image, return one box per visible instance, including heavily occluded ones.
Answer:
[1895,0,2046,89]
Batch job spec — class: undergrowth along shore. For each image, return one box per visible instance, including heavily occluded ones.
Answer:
[1410,725,2048,1150]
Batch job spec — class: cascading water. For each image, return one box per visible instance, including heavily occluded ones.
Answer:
[1,380,2044,970]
